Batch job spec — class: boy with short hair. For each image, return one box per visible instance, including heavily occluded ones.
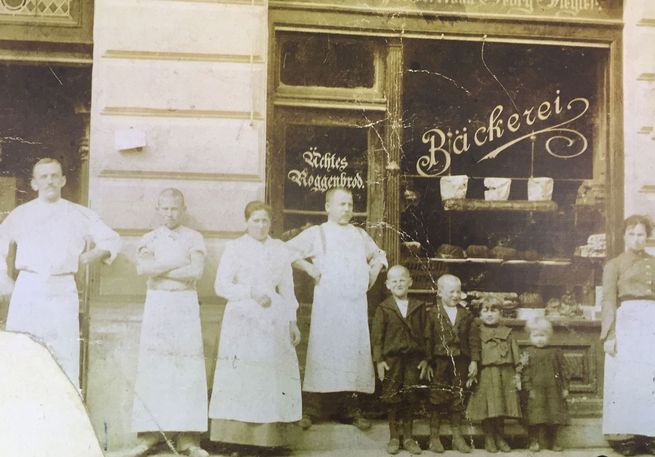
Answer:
[127,188,208,457]
[423,274,480,454]
[372,265,427,455]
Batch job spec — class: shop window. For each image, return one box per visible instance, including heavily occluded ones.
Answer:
[279,34,376,89]
[399,40,607,314]
[282,123,370,233]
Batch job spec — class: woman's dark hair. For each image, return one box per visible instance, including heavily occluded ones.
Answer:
[481,296,503,311]
[244,200,272,221]
[623,214,653,237]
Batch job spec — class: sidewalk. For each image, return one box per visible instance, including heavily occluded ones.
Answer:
[106,418,622,457]
[124,448,621,457]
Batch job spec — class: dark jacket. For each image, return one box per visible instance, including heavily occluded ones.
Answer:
[425,300,480,361]
[371,296,427,363]
[478,323,519,366]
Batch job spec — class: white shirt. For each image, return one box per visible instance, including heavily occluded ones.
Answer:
[443,304,458,325]
[395,298,409,318]
[138,225,206,291]
[0,198,121,275]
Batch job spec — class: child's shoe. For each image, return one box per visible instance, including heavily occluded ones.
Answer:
[299,415,313,430]
[450,413,472,453]
[386,438,401,455]
[484,434,498,453]
[495,435,511,453]
[403,438,422,455]
[451,433,472,453]
[352,415,372,431]
[428,436,445,453]
[181,446,209,457]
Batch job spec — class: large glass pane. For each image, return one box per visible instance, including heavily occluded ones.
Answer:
[279,34,376,88]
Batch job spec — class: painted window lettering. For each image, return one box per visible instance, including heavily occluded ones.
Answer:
[417,90,589,176]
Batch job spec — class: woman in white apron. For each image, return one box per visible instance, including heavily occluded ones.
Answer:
[601,215,655,456]
[127,189,209,457]
[209,201,302,454]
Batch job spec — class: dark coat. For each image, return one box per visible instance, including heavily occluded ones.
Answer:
[521,346,570,425]
[371,296,427,363]
[424,300,480,361]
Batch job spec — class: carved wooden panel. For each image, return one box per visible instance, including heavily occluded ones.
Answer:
[517,340,598,394]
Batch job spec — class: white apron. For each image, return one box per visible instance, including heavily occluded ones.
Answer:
[132,289,208,432]
[5,271,80,388]
[303,225,375,393]
[603,300,655,435]
[209,293,302,423]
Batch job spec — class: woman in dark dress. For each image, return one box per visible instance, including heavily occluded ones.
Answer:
[601,215,655,456]
[521,317,569,452]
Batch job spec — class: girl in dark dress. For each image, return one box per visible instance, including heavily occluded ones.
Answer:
[466,298,522,453]
[521,317,569,452]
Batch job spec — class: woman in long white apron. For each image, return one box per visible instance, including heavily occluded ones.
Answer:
[127,189,209,457]
[601,215,655,456]
[209,201,302,453]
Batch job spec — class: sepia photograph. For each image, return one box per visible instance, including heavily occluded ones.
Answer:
[1,0,654,456]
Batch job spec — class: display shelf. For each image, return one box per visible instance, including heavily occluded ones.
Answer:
[443,198,558,212]
[429,257,572,266]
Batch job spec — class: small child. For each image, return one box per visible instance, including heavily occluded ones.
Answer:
[424,274,480,454]
[466,297,522,453]
[521,317,570,452]
[372,265,427,455]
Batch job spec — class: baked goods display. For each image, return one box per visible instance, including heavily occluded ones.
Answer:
[543,289,584,319]
[576,180,605,205]
[520,249,540,261]
[519,292,544,308]
[527,177,554,201]
[484,177,512,201]
[465,244,490,258]
[575,233,606,258]
[490,245,519,260]
[436,243,466,259]
[440,175,469,200]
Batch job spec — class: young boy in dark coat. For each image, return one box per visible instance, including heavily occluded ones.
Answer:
[372,265,427,455]
[423,274,481,454]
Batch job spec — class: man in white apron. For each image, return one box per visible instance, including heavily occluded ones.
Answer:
[0,158,121,389]
[287,187,387,430]
[126,188,209,457]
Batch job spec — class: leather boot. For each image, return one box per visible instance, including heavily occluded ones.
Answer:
[494,418,511,452]
[450,413,472,453]
[528,426,540,452]
[428,412,445,453]
[482,419,498,453]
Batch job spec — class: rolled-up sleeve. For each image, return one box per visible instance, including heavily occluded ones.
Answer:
[362,230,388,269]
[81,207,121,265]
[285,226,320,264]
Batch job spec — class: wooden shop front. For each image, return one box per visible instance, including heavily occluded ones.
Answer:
[267,0,624,439]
